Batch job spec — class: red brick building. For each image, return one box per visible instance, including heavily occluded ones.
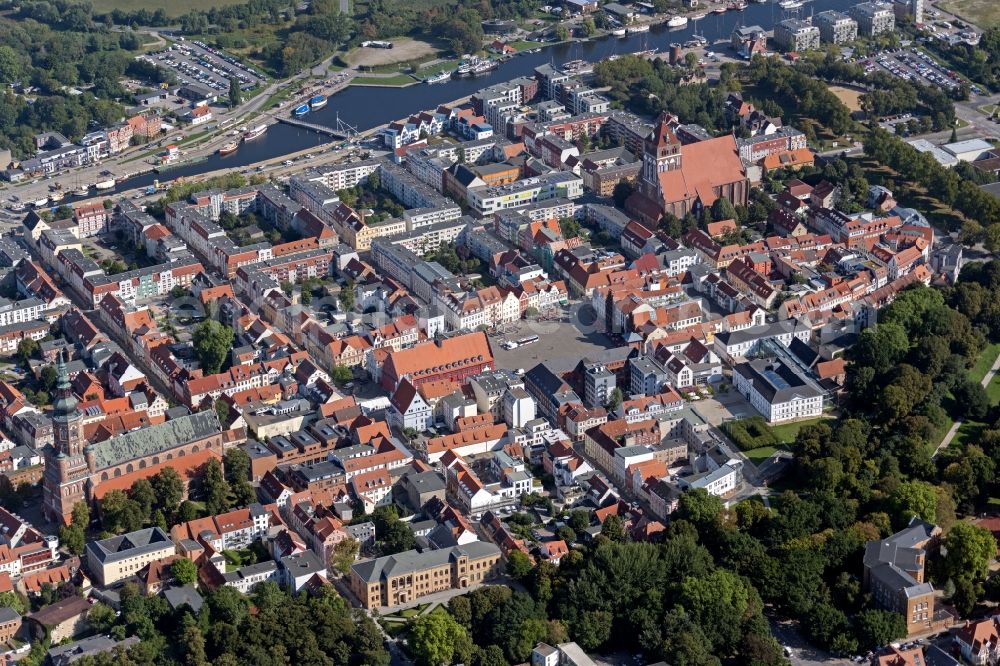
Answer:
[381,332,494,391]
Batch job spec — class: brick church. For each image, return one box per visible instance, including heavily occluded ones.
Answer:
[626,112,749,224]
[42,352,227,525]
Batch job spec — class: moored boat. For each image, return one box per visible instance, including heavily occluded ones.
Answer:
[309,94,327,109]
[426,70,451,83]
[612,27,627,36]
[667,15,689,27]
[293,103,310,116]
[626,24,650,33]
[243,124,267,141]
[219,140,239,156]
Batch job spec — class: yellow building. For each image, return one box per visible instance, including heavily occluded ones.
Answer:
[85,527,176,586]
[350,542,501,610]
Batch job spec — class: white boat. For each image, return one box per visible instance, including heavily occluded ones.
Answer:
[667,16,689,28]
[74,186,90,197]
[470,59,498,75]
[426,70,451,84]
[779,0,803,7]
[243,124,267,141]
[612,28,627,36]
[94,178,115,190]
[689,13,706,20]
[626,24,650,33]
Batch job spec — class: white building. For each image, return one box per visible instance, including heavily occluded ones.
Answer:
[732,358,824,423]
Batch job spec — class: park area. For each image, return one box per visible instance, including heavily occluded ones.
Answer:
[722,416,834,469]
[937,0,1000,30]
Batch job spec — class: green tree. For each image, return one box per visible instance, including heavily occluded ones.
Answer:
[612,179,634,208]
[202,458,231,515]
[679,570,754,654]
[40,365,58,391]
[559,217,581,239]
[379,519,416,555]
[409,612,470,666]
[573,610,612,651]
[151,467,184,516]
[854,609,906,651]
[0,591,25,615]
[711,197,738,222]
[943,521,997,582]
[223,448,250,486]
[605,387,624,412]
[100,489,144,533]
[507,549,533,578]
[192,320,234,375]
[449,595,472,627]
[0,45,23,84]
[600,514,627,542]
[331,537,359,576]
[331,365,353,385]
[228,77,242,108]
[16,338,38,364]
[183,622,208,666]
[339,283,355,311]
[129,478,156,522]
[675,488,723,527]
[889,480,937,526]
[59,501,89,555]
[171,557,198,585]
[215,400,230,426]
[87,602,117,634]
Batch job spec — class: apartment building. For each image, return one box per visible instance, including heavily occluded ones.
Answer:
[773,19,821,52]
[467,172,583,218]
[815,10,859,43]
[850,1,895,36]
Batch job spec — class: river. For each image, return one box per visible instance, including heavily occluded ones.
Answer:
[124,0,859,191]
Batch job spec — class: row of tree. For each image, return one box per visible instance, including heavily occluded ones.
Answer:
[33,581,389,666]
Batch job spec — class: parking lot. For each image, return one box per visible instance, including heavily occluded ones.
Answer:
[140,39,266,96]
[863,47,968,95]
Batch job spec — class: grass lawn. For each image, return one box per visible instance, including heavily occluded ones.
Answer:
[510,40,544,52]
[417,59,460,77]
[989,373,1000,403]
[937,0,1000,29]
[744,446,782,466]
[350,75,417,86]
[91,0,248,15]
[953,420,985,450]
[769,417,833,444]
[970,342,1000,384]
[979,104,998,117]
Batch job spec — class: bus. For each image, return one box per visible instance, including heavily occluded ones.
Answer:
[516,335,539,346]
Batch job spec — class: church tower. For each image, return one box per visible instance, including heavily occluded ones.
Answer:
[639,112,682,203]
[42,351,90,524]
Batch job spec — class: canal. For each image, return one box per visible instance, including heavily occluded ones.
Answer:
[125,0,860,191]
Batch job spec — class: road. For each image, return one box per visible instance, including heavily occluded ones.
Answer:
[933,348,1000,457]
